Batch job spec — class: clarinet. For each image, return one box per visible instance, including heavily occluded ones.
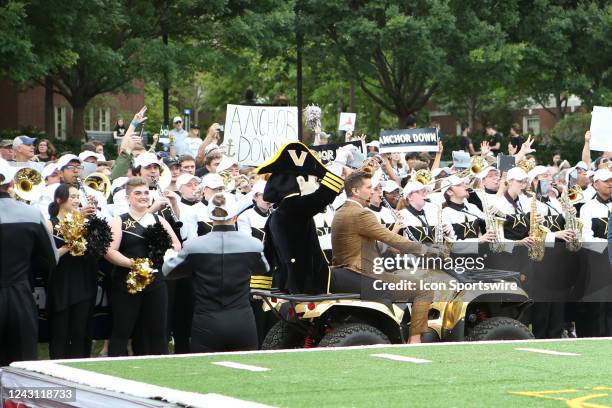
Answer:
[151,178,183,228]
[381,196,418,242]
[76,177,98,209]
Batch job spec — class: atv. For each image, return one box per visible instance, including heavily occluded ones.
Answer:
[254,268,534,349]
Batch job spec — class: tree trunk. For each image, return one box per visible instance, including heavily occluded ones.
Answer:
[295,0,303,141]
[348,80,355,113]
[44,76,55,138]
[71,102,87,141]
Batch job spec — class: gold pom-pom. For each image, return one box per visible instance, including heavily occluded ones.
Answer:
[55,211,88,256]
[126,258,157,294]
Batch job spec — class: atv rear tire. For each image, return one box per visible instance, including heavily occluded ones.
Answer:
[318,323,390,347]
[261,321,306,350]
[469,317,534,341]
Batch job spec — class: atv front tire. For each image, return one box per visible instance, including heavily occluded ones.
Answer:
[261,321,306,350]
[469,317,534,341]
[318,323,390,347]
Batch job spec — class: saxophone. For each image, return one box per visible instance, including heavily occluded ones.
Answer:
[527,193,549,261]
[479,189,506,253]
[559,188,582,251]
[434,204,452,258]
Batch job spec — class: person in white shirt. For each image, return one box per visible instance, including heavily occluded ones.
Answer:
[170,116,190,156]
[176,173,206,242]
[180,124,203,158]
[237,181,269,242]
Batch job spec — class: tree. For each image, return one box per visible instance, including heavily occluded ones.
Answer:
[301,0,456,127]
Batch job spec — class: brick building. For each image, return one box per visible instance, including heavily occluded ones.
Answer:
[0,80,145,139]
[428,95,583,137]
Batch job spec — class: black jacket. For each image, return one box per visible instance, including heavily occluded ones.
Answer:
[162,225,269,313]
[0,192,58,288]
[263,171,344,294]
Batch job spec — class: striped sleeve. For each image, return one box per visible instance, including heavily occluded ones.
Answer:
[320,171,344,194]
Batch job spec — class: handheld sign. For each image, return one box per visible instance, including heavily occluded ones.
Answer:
[223,104,299,166]
[590,106,612,152]
[309,140,364,164]
[452,151,470,169]
[379,128,439,153]
[497,154,516,173]
[338,112,356,132]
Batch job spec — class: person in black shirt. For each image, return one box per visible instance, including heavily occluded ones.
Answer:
[459,125,476,155]
[46,184,100,359]
[163,192,269,352]
[509,123,524,152]
[0,161,58,366]
[105,177,181,356]
[113,119,127,146]
[485,125,503,154]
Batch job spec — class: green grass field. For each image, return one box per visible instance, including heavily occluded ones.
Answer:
[64,339,612,407]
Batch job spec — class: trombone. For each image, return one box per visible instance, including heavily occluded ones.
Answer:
[415,156,489,192]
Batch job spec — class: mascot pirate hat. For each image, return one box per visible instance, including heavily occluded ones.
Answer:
[255,142,329,203]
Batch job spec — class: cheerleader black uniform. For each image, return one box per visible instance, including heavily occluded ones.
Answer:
[162,224,269,352]
[108,213,168,357]
[48,217,98,359]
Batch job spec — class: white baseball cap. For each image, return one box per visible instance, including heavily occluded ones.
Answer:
[575,161,589,171]
[111,176,128,193]
[382,180,402,194]
[207,192,238,221]
[56,154,81,170]
[0,158,17,185]
[506,167,528,182]
[593,169,612,182]
[441,175,469,194]
[475,166,498,180]
[366,140,380,148]
[432,167,451,178]
[41,163,59,180]
[176,174,200,190]
[217,156,238,173]
[173,116,183,124]
[12,135,36,149]
[527,165,549,183]
[251,181,266,196]
[134,152,160,168]
[403,181,427,195]
[201,173,225,189]
[78,150,105,163]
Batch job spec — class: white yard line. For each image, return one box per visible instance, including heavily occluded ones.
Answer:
[371,353,431,364]
[19,337,612,365]
[515,348,580,356]
[212,361,270,372]
[8,361,273,408]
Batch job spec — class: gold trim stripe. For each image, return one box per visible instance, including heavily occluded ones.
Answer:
[250,283,272,289]
[322,175,343,190]
[324,172,344,185]
[321,179,342,193]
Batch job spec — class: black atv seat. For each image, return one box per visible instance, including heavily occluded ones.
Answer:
[251,290,361,302]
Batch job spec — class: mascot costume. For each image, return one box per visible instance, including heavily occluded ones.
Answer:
[255,142,344,294]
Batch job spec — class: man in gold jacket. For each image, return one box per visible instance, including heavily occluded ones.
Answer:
[330,170,435,343]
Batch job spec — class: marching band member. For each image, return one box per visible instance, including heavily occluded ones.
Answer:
[469,166,501,211]
[576,168,612,336]
[440,176,494,255]
[237,181,270,242]
[104,177,180,356]
[398,181,444,245]
[368,177,396,229]
[163,192,268,352]
[381,180,403,210]
[196,173,226,236]
[524,165,576,339]
[46,184,111,358]
[0,160,57,366]
[56,154,110,221]
[176,173,205,241]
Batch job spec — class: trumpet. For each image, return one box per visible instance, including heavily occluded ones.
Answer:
[13,167,44,203]
[150,177,183,228]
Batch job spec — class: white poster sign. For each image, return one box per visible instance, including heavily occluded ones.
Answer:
[590,106,612,152]
[222,104,299,166]
[338,112,356,132]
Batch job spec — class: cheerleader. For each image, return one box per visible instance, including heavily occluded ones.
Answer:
[46,183,111,359]
[105,177,181,356]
